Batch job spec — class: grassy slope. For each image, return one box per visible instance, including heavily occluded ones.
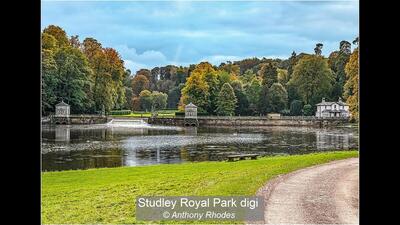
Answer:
[42,151,358,224]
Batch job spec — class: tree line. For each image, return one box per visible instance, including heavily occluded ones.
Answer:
[42,25,359,121]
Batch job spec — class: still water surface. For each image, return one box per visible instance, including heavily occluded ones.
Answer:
[42,122,358,171]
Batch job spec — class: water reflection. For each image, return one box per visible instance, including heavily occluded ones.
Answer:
[42,124,358,171]
[185,127,198,136]
[55,126,70,142]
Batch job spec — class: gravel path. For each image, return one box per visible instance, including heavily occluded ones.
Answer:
[256,157,359,224]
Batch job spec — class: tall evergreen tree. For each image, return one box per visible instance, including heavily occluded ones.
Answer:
[259,63,278,87]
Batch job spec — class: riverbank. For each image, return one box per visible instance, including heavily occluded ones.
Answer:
[42,151,358,224]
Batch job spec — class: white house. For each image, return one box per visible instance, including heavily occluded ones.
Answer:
[315,97,350,118]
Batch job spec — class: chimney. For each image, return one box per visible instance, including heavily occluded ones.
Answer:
[322,97,325,103]
[338,97,342,102]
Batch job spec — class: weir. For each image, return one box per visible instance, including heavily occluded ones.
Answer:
[106,118,150,127]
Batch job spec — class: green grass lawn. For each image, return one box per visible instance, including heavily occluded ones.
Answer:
[42,151,358,224]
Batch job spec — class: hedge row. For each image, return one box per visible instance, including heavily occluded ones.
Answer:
[109,110,132,115]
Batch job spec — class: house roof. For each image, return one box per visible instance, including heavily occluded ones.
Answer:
[56,101,69,106]
[316,101,348,106]
[185,102,197,108]
[316,101,336,106]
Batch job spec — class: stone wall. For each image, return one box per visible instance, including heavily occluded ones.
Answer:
[49,115,108,125]
[148,116,349,127]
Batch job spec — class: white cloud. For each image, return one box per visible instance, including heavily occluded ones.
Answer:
[115,45,169,72]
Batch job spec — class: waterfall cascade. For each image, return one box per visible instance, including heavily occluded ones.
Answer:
[106,119,150,128]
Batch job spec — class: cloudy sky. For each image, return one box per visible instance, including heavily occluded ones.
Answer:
[41,0,359,73]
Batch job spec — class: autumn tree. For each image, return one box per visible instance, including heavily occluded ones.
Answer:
[132,75,150,96]
[343,48,359,121]
[219,62,240,77]
[136,69,151,81]
[81,37,127,112]
[131,96,141,111]
[43,25,69,47]
[179,63,213,112]
[277,69,289,86]
[215,83,237,116]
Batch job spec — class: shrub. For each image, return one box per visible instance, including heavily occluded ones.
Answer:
[109,110,132,115]
[302,104,313,116]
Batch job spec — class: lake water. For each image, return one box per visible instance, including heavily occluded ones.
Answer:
[41,121,358,171]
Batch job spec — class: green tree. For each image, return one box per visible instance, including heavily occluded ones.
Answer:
[303,104,313,116]
[240,69,256,84]
[258,85,270,115]
[139,90,152,112]
[290,100,303,116]
[231,80,249,116]
[217,70,232,87]
[245,78,262,114]
[259,63,278,87]
[53,46,94,113]
[328,43,351,99]
[289,55,334,107]
[124,87,133,110]
[151,91,168,110]
[167,84,184,109]
[42,47,59,115]
[268,83,288,113]
[287,51,298,78]
[286,82,301,106]
[204,71,220,114]
[215,83,237,116]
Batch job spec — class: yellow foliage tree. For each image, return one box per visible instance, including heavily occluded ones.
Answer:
[344,48,359,121]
